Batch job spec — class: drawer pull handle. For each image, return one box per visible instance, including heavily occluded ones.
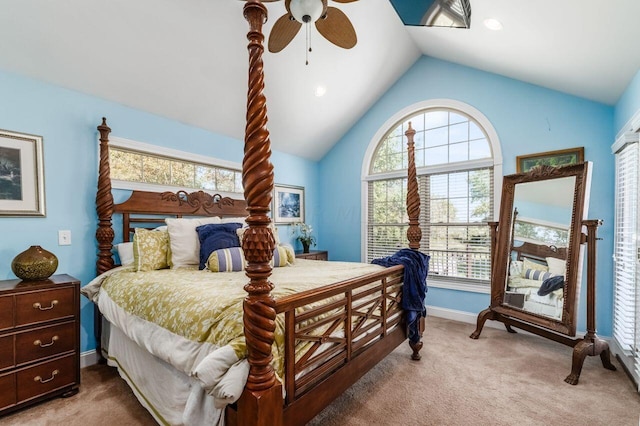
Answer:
[34,369,59,384]
[33,335,59,348]
[33,300,58,311]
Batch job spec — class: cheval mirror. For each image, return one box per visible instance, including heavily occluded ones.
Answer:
[470,162,616,384]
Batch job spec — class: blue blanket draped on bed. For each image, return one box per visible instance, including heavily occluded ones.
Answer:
[372,248,430,344]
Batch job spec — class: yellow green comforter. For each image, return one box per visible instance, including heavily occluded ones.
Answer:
[84,259,385,381]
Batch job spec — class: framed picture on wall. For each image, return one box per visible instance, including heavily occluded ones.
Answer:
[0,129,46,216]
[516,147,584,173]
[273,184,304,224]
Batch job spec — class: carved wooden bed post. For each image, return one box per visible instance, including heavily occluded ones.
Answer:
[404,122,425,360]
[96,117,115,275]
[94,117,115,360]
[237,1,283,425]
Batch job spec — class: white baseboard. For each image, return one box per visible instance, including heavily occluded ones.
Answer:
[426,305,503,330]
[81,350,100,368]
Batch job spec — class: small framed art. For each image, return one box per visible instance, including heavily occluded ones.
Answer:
[516,147,584,173]
[0,129,46,216]
[273,184,304,224]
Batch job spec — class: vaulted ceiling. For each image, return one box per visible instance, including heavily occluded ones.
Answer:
[1,0,639,160]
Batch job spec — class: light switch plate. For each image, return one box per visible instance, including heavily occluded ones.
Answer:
[58,230,71,246]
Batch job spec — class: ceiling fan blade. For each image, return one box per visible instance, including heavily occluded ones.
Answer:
[268,13,302,53]
[315,7,357,49]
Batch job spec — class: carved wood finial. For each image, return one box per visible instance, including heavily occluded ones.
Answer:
[405,121,422,250]
[96,118,114,275]
[238,2,283,425]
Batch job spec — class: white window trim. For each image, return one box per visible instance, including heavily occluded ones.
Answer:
[361,99,503,294]
[101,136,243,195]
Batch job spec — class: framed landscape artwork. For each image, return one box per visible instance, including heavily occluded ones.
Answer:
[273,184,304,224]
[516,147,584,173]
[0,129,46,216]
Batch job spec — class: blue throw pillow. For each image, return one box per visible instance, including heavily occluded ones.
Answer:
[196,222,242,269]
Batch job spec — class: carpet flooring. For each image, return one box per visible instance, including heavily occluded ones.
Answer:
[2,316,639,425]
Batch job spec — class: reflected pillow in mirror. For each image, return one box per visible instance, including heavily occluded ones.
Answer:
[546,257,566,277]
[522,258,548,273]
[523,268,554,281]
[509,260,523,277]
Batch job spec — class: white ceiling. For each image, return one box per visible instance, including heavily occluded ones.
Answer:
[1,0,639,160]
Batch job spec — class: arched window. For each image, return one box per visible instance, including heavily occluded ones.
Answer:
[363,100,502,287]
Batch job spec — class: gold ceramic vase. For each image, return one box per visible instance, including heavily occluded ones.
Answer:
[11,245,58,281]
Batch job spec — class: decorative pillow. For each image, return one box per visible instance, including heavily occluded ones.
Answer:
[165,217,222,268]
[279,243,295,264]
[207,247,246,272]
[196,223,243,269]
[522,258,548,275]
[115,242,134,266]
[523,268,554,281]
[509,260,523,277]
[271,245,290,267]
[133,228,169,272]
[546,257,566,277]
[219,216,248,225]
[206,246,290,272]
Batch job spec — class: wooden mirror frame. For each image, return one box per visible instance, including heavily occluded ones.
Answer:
[470,161,617,385]
[489,162,591,336]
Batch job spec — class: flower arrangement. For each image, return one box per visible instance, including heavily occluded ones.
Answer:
[291,222,316,252]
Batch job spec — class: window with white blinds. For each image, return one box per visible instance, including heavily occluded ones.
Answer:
[366,108,495,284]
[613,136,640,387]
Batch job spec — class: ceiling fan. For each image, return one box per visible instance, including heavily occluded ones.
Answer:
[268,0,358,59]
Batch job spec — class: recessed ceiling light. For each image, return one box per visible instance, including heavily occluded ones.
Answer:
[483,18,503,31]
[315,86,327,97]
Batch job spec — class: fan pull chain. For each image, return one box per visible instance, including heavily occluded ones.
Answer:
[305,22,312,65]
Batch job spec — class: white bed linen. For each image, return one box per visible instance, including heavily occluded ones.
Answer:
[105,322,221,425]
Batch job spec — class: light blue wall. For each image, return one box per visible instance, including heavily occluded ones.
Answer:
[614,69,640,132]
[0,69,319,353]
[318,56,615,335]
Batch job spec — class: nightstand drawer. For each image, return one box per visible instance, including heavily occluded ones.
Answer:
[295,250,328,261]
[15,287,75,327]
[0,335,14,371]
[0,372,16,410]
[16,354,76,404]
[0,296,13,331]
[15,322,76,366]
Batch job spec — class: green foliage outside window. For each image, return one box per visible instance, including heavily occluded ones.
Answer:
[110,147,243,194]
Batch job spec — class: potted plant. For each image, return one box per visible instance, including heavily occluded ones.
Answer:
[291,222,316,253]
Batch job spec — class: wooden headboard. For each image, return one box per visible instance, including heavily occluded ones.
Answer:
[512,241,567,262]
[114,190,248,243]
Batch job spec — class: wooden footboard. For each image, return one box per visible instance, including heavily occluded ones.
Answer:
[279,265,405,425]
[226,265,407,426]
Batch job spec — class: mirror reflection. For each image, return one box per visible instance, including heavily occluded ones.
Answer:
[503,177,576,320]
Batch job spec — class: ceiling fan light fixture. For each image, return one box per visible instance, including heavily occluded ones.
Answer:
[290,0,324,24]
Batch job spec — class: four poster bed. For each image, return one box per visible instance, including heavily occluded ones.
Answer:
[82,2,427,425]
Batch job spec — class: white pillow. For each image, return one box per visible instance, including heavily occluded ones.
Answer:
[219,216,248,225]
[165,217,222,268]
[116,242,134,266]
[546,257,567,277]
[509,260,523,277]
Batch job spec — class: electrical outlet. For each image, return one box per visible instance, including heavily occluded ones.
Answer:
[58,230,71,246]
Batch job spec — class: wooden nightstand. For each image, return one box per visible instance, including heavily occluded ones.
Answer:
[0,274,80,416]
[295,250,328,261]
